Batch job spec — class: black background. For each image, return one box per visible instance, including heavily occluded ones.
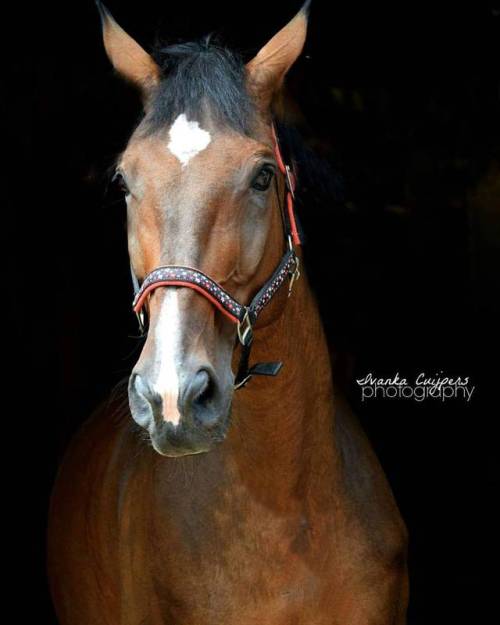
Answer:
[5,1,499,623]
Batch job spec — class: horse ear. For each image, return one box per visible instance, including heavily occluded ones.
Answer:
[246,1,310,112]
[96,2,160,103]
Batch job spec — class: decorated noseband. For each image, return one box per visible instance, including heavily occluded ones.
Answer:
[131,123,301,389]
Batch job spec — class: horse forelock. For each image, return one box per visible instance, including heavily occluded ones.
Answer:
[143,37,257,137]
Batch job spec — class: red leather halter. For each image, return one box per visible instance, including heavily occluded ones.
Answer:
[131,123,301,389]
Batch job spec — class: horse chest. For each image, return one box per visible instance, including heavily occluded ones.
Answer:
[127,471,337,624]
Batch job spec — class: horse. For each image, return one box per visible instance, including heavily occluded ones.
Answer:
[48,3,409,623]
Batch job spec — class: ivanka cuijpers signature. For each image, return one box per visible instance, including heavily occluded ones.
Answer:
[356,372,475,402]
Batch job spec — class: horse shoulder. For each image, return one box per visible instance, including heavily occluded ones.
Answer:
[333,390,408,581]
[48,395,150,624]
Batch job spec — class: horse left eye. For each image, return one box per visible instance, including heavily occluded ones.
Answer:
[251,166,274,191]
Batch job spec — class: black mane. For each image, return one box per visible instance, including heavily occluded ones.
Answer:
[146,36,256,135]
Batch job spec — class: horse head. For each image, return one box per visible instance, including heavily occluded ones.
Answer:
[98,2,309,456]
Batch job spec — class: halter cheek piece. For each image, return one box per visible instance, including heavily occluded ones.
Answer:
[130,124,301,390]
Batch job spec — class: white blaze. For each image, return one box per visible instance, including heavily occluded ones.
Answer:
[153,291,182,426]
[167,113,211,166]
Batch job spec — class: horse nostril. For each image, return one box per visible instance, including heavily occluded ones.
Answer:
[129,372,163,428]
[180,367,221,429]
[133,372,150,398]
[191,369,216,408]
[133,373,159,404]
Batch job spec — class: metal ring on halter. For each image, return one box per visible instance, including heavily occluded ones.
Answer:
[237,309,253,346]
[234,372,252,391]
[136,310,146,335]
[288,255,301,297]
[285,164,296,199]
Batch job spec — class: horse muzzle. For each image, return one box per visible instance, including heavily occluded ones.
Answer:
[129,362,233,457]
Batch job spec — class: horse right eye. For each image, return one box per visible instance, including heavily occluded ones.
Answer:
[251,166,275,192]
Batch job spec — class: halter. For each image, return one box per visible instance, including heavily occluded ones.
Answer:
[130,124,301,389]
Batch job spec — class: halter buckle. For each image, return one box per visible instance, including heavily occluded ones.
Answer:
[237,309,253,346]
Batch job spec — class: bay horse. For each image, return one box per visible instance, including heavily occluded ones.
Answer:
[48,2,408,623]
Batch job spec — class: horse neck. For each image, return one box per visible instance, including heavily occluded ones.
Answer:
[229,267,338,503]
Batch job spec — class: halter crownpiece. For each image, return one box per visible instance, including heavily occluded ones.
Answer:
[130,123,302,389]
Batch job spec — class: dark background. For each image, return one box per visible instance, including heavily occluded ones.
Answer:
[5,1,499,623]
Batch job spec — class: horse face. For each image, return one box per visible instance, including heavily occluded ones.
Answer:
[98,1,309,455]
[122,125,281,455]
